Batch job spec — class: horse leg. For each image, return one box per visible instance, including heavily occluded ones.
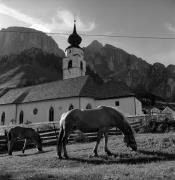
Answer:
[104,132,112,156]
[57,127,64,159]
[22,139,27,154]
[90,131,103,157]
[8,139,16,155]
[62,132,69,159]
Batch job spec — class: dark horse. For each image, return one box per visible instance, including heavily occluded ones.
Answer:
[57,106,137,159]
[7,126,42,155]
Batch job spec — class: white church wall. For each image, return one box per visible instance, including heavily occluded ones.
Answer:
[79,97,95,109]
[15,97,80,124]
[95,96,142,116]
[0,104,16,125]
[135,97,143,115]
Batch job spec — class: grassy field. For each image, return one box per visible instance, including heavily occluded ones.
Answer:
[1,133,175,180]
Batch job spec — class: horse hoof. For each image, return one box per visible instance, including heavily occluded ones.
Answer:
[106,152,113,156]
[89,154,99,158]
[64,155,69,159]
[58,156,62,160]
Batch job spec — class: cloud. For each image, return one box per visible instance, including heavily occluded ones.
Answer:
[51,10,95,32]
[166,23,175,34]
[0,3,95,33]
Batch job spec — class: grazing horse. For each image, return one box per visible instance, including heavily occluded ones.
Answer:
[7,126,42,155]
[57,106,137,159]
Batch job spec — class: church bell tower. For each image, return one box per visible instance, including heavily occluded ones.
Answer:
[63,20,86,80]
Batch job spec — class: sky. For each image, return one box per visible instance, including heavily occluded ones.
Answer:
[0,0,175,66]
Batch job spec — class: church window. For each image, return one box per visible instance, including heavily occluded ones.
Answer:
[1,112,5,125]
[80,61,83,70]
[115,101,120,106]
[68,60,72,69]
[33,108,38,115]
[86,104,92,109]
[69,104,74,110]
[49,107,54,122]
[19,111,24,124]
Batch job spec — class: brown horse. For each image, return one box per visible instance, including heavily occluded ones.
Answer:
[7,126,42,155]
[57,106,137,159]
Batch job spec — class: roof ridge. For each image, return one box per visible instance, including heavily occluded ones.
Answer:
[5,75,89,92]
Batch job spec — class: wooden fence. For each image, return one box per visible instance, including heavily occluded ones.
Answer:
[0,116,144,151]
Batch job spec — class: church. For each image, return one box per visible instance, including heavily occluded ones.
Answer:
[0,22,143,125]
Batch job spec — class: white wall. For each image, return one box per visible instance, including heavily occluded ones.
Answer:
[135,97,143,115]
[0,104,16,125]
[95,97,142,116]
[0,96,143,125]
[0,97,81,125]
[17,97,81,124]
[79,97,95,109]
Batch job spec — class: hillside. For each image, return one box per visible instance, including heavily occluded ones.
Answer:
[84,41,175,101]
[0,27,64,57]
[0,48,62,89]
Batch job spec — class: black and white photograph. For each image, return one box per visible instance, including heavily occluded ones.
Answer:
[0,0,175,179]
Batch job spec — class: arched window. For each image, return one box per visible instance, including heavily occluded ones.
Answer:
[80,61,83,70]
[1,112,5,125]
[33,108,38,115]
[86,103,92,109]
[49,107,54,122]
[69,104,74,110]
[68,60,72,69]
[19,111,24,124]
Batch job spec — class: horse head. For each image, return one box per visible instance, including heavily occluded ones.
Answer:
[123,133,137,151]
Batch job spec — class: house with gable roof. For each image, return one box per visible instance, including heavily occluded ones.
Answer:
[162,106,175,120]
[0,21,143,125]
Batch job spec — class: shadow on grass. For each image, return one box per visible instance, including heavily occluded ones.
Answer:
[0,173,12,180]
[0,173,60,180]
[16,150,53,157]
[66,149,175,165]
[0,150,53,158]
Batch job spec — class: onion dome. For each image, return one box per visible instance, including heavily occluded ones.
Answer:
[68,20,82,47]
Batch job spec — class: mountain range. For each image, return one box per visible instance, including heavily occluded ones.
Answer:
[0,27,174,102]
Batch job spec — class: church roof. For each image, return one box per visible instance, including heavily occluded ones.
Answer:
[0,75,134,105]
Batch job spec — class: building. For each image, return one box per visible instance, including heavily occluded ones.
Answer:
[150,107,161,115]
[0,21,143,125]
[161,106,175,120]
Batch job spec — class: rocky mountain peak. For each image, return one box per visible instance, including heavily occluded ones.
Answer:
[86,40,103,52]
[0,26,65,58]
